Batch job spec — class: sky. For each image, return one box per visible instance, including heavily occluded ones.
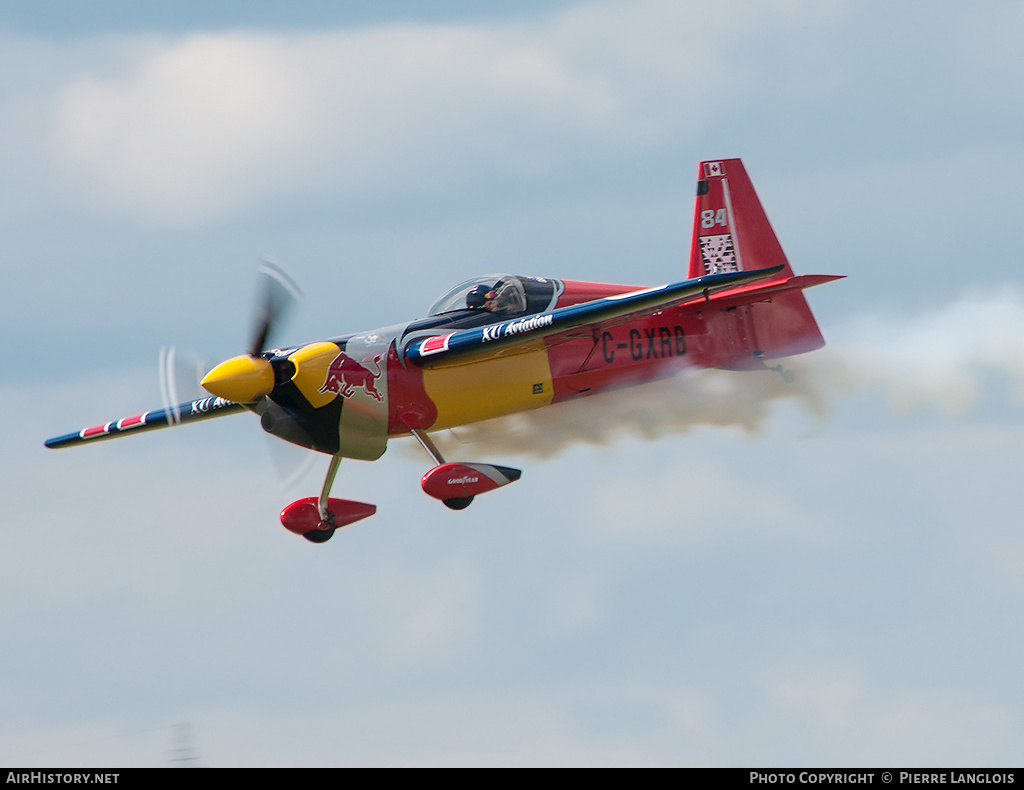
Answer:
[3,0,1024,767]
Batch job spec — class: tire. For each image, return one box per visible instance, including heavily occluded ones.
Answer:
[303,526,336,543]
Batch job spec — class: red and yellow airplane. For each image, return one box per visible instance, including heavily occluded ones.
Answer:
[46,159,841,543]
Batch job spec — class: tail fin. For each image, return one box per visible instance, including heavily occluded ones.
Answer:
[688,159,794,279]
[687,159,841,365]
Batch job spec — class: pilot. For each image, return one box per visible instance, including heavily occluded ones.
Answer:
[466,284,498,311]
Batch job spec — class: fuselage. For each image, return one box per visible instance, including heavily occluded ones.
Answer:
[255,272,815,460]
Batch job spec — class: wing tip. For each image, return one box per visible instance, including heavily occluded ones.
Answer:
[44,433,79,449]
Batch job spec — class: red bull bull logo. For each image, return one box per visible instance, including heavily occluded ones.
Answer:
[320,351,384,402]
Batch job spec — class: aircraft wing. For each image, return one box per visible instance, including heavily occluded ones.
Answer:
[405,266,784,366]
[45,396,245,449]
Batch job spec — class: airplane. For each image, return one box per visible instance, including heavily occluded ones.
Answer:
[46,158,842,544]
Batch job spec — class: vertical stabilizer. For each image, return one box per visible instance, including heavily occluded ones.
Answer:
[688,159,794,281]
[687,159,836,365]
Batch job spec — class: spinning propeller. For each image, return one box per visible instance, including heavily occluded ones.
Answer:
[200,261,303,403]
[41,262,301,451]
[195,261,317,487]
[158,345,206,425]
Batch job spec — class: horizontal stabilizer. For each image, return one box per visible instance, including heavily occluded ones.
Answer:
[686,273,844,311]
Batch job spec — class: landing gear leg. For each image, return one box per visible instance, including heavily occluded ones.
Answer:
[409,428,477,511]
[768,364,795,384]
[409,427,445,466]
[302,453,342,543]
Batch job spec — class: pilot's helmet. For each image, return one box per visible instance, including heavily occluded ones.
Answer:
[466,284,494,308]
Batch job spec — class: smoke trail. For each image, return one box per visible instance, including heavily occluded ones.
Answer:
[428,289,1024,460]
[823,288,1024,415]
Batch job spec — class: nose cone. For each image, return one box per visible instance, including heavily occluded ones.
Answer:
[201,355,275,403]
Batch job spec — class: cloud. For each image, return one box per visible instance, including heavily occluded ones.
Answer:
[46,0,840,224]
[583,459,822,550]
[766,670,1015,765]
[822,287,1024,415]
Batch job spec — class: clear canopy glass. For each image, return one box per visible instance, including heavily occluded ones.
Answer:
[427,274,528,317]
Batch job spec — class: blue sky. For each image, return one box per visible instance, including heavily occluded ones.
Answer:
[4,0,1024,767]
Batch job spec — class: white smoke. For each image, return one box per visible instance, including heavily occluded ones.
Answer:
[823,289,1024,415]
[428,289,1024,460]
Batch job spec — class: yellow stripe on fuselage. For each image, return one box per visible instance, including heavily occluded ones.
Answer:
[422,349,553,430]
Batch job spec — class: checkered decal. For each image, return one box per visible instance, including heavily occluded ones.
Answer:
[698,233,738,274]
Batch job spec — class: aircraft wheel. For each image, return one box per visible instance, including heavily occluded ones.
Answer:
[303,526,336,543]
[443,496,474,511]
[782,370,795,384]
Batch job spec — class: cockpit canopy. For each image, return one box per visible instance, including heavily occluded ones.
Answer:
[427,274,561,318]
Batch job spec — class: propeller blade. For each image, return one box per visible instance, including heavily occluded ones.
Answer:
[48,262,303,453]
[159,346,207,425]
[202,261,302,402]
[249,259,302,357]
[267,438,320,491]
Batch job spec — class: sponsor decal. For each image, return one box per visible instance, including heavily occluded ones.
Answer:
[698,233,738,274]
[481,313,553,343]
[447,476,480,485]
[320,352,385,402]
[190,397,232,414]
